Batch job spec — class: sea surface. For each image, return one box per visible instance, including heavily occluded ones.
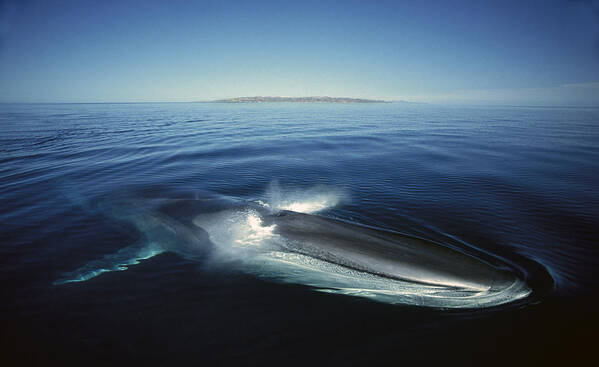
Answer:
[1,102,598,366]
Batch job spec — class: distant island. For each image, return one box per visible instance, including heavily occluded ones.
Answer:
[212,96,386,103]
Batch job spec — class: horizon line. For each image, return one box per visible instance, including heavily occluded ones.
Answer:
[1,101,599,109]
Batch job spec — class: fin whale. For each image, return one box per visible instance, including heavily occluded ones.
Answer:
[55,188,532,308]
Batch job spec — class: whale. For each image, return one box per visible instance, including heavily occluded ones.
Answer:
[55,187,531,309]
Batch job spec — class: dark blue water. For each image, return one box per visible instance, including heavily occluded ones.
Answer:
[1,102,598,365]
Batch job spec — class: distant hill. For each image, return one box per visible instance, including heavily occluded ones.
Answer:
[211,96,386,103]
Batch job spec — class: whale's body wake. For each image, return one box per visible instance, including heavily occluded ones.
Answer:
[56,186,531,309]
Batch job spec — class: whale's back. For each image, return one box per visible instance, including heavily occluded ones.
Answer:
[270,210,519,292]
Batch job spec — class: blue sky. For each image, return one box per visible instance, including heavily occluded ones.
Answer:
[0,0,598,105]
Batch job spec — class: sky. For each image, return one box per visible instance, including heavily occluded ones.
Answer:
[0,0,598,105]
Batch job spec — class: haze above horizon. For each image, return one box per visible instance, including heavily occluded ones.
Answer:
[1,0,598,106]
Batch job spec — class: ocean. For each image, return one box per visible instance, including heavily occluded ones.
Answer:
[1,102,598,365]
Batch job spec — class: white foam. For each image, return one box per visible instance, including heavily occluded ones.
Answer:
[193,208,280,266]
[234,212,276,247]
[260,182,345,214]
[276,198,337,213]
